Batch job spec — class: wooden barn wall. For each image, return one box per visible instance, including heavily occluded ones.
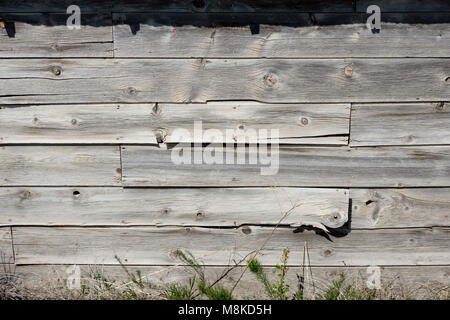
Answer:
[0,0,449,294]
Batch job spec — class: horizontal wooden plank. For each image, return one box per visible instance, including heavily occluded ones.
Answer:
[0,59,448,104]
[351,189,450,228]
[350,103,450,146]
[12,226,450,265]
[122,145,450,187]
[0,146,121,186]
[0,187,348,228]
[0,1,353,13]
[0,227,13,264]
[0,102,349,145]
[3,186,447,229]
[15,265,450,299]
[114,14,450,58]
[0,14,112,57]
[357,0,450,12]
[0,104,157,144]
[156,102,350,144]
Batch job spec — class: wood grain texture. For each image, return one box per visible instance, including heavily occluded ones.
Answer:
[0,14,112,57]
[155,102,350,144]
[114,15,450,58]
[0,227,13,264]
[0,146,121,186]
[0,0,353,13]
[351,189,450,228]
[0,104,157,144]
[0,102,349,145]
[0,187,348,228]
[122,145,450,187]
[357,0,450,12]
[350,103,450,146]
[0,59,448,104]
[15,265,450,299]
[12,226,450,265]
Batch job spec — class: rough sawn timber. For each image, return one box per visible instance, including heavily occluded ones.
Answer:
[0,58,448,104]
[121,145,450,187]
[12,226,449,266]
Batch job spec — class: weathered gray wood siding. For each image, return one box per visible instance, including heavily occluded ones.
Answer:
[0,0,449,295]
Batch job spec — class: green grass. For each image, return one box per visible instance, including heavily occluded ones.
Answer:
[1,249,448,300]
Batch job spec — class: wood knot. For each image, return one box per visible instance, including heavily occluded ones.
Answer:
[71,118,78,125]
[155,129,167,144]
[170,249,182,260]
[344,65,353,78]
[298,117,309,126]
[445,77,450,83]
[51,66,62,76]
[323,249,333,257]
[435,102,446,112]
[241,226,252,234]
[263,73,278,87]
[50,43,60,51]
[196,211,204,220]
[73,190,81,198]
[127,87,137,95]
[19,190,31,200]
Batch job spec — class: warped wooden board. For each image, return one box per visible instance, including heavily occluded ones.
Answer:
[122,145,450,187]
[0,59,448,104]
[0,102,348,145]
[114,14,450,58]
[351,189,450,229]
[12,226,450,265]
[0,227,13,264]
[0,1,353,13]
[156,102,350,144]
[0,146,121,186]
[15,265,450,299]
[0,14,112,57]
[350,103,450,146]
[357,0,450,12]
[0,187,348,228]
[0,104,157,144]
